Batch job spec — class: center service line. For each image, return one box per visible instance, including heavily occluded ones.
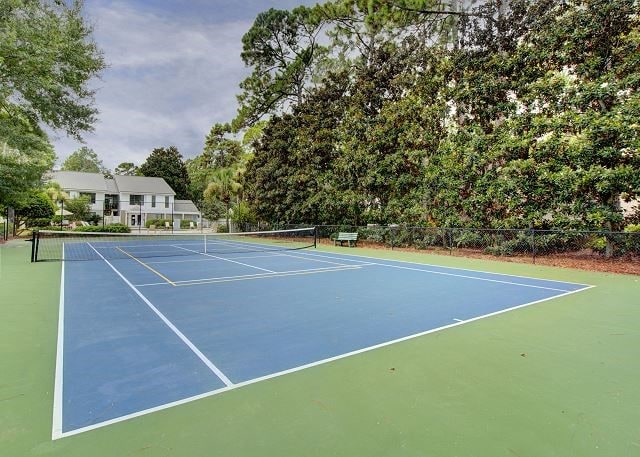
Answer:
[86,243,234,387]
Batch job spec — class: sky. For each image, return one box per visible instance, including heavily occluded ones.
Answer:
[51,0,317,170]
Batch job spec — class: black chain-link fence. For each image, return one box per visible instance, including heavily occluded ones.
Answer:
[1,207,15,241]
[245,223,640,262]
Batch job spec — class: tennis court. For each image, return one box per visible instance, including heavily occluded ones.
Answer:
[37,228,592,438]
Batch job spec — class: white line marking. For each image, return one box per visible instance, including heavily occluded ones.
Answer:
[51,246,65,440]
[296,250,595,287]
[134,265,365,287]
[273,251,354,266]
[453,318,464,322]
[86,243,234,387]
[293,251,591,291]
[54,283,594,439]
[172,245,275,273]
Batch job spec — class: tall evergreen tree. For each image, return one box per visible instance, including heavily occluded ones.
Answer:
[139,147,191,200]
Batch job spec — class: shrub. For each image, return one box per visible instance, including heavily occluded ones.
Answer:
[28,217,53,228]
[145,218,171,228]
[216,224,228,233]
[105,223,131,233]
[72,226,102,232]
[454,230,486,249]
[180,219,196,229]
[72,224,130,233]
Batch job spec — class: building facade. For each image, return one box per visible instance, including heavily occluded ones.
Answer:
[48,171,201,228]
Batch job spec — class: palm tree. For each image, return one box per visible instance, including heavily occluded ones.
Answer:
[204,167,241,232]
[45,181,69,226]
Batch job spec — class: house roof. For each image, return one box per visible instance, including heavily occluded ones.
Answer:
[48,171,176,196]
[174,200,200,213]
[49,171,108,192]
[105,179,119,193]
[113,175,175,195]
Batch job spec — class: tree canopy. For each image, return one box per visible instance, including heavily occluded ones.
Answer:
[0,0,105,207]
[232,0,640,231]
[61,147,110,176]
[139,146,191,200]
[114,162,141,176]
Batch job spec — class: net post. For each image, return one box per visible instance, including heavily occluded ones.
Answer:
[313,226,317,249]
[204,233,207,253]
[31,230,37,262]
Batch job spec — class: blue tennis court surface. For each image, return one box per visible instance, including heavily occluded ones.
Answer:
[53,240,592,438]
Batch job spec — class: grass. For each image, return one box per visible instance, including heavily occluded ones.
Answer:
[1,240,638,456]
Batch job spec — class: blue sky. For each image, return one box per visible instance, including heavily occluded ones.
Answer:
[52,0,317,170]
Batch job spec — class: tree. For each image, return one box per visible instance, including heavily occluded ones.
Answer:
[139,146,191,200]
[45,181,68,207]
[14,190,55,229]
[64,196,91,221]
[114,162,141,176]
[204,167,241,232]
[0,0,104,206]
[61,147,109,175]
[0,120,55,207]
[0,0,105,140]
[236,6,326,127]
[203,123,244,169]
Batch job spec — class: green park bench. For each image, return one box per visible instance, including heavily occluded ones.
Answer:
[333,232,358,247]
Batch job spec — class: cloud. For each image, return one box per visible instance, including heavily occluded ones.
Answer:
[53,0,254,170]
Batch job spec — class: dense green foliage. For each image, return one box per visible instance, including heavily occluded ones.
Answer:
[0,0,104,207]
[233,0,640,231]
[64,195,91,221]
[139,146,191,200]
[61,147,109,175]
[114,162,141,176]
[13,190,55,229]
[72,223,130,233]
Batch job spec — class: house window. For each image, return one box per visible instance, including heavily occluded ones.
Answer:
[152,195,156,207]
[79,192,96,204]
[104,194,119,211]
[165,196,170,208]
[129,194,144,206]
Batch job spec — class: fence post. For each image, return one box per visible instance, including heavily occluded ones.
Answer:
[531,228,536,264]
[389,225,394,250]
[448,228,453,255]
[3,207,7,241]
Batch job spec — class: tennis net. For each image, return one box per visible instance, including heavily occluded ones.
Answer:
[32,227,317,261]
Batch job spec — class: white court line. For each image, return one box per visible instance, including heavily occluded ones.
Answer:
[51,246,65,440]
[291,251,588,292]
[273,251,354,266]
[86,243,234,386]
[54,283,594,439]
[144,252,331,265]
[453,318,464,322]
[295,250,593,288]
[135,265,365,287]
[172,245,275,273]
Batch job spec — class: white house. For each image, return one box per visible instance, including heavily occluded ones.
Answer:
[48,171,201,228]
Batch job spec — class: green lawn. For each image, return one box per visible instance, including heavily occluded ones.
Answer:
[1,240,638,457]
